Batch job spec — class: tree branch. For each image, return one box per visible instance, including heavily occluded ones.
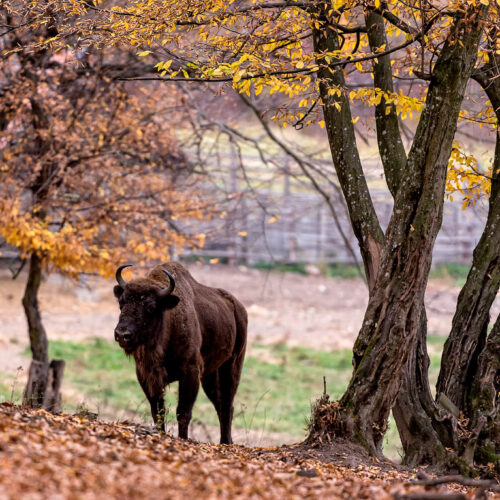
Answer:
[364,10,407,197]
[238,93,367,282]
[312,4,385,292]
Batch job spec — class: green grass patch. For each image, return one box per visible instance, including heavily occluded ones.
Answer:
[252,261,308,275]
[430,263,471,287]
[46,339,354,437]
[323,263,363,280]
[0,371,23,404]
[0,380,14,403]
[252,260,364,279]
[9,334,447,458]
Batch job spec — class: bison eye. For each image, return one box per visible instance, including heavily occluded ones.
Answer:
[140,295,145,301]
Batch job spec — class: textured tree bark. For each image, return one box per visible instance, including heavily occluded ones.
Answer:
[364,11,407,198]
[467,314,500,468]
[22,253,49,408]
[309,5,487,455]
[438,68,500,413]
[311,8,384,293]
[391,26,500,468]
[392,309,457,466]
[23,360,49,409]
[437,175,499,410]
[362,10,447,464]
[42,360,66,412]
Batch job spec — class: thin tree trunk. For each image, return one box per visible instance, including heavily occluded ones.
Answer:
[364,10,407,198]
[22,253,65,410]
[437,179,499,410]
[22,252,49,407]
[311,7,384,293]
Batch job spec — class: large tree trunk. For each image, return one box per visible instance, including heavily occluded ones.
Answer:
[308,5,487,455]
[390,28,500,468]
[392,309,456,465]
[437,74,500,413]
[467,314,500,470]
[394,159,499,469]
[393,169,499,466]
[437,175,499,409]
[362,10,449,464]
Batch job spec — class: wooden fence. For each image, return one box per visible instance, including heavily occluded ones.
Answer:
[181,156,488,267]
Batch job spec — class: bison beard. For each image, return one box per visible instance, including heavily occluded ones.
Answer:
[113,263,247,444]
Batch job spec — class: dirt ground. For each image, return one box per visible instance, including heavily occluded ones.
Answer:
[2,262,498,377]
[4,404,490,500]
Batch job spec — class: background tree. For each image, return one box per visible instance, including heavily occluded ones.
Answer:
[0,4,211,410]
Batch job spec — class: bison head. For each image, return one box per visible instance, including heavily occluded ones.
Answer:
[113,265,180,353]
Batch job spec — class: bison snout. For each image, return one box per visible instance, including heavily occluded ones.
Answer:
[114,327,133,343]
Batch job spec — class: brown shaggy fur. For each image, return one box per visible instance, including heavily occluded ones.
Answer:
[113,263,247,444]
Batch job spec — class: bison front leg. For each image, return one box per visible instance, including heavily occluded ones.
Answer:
[177,364,200,440]
[148,393,166,433]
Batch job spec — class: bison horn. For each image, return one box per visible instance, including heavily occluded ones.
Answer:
[158,269,176,297]
[116,264,132,288]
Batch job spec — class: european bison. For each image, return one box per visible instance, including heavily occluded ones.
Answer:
[113,262,247,444]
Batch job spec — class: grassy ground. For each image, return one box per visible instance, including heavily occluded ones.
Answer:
[252,260,471,284]
[252,260,364,279]
[430,263,471,287]
[0,336,446,458]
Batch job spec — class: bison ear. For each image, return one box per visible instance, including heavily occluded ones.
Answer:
[113,285,124,299]
[159,294,180,311]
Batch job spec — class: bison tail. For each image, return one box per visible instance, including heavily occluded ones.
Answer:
[233,300,248,359]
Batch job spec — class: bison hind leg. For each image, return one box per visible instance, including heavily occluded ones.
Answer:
[177,363,200,440]
[217,353,245,445]
[202,370,222,420]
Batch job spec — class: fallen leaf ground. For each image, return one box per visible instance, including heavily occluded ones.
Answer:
[0,404,494,499]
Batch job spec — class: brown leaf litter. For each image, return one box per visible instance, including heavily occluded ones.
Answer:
[0,403,497,499]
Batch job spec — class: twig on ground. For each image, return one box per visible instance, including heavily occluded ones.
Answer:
[414,472,500,492]
[399,471,500,500]
[394,493,466,500]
